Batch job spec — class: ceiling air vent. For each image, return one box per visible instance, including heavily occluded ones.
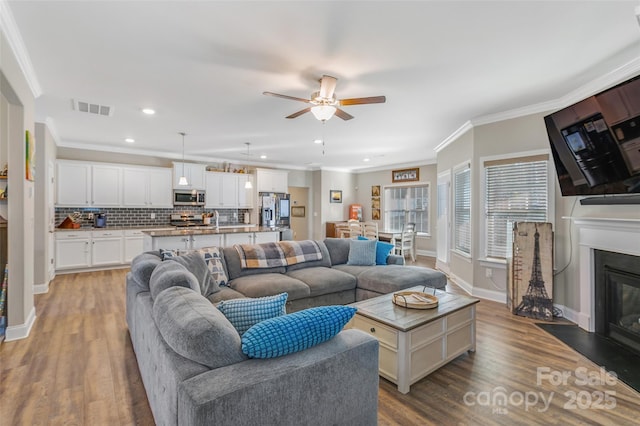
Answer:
[72,99,114,117]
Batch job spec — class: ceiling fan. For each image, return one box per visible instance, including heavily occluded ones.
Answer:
[263,75,386,121]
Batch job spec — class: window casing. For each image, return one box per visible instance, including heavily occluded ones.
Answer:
[383,184,429,234]
[453,166,471,255]
[484,156,549,259]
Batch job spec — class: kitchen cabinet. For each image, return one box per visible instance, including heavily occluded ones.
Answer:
[91,230,123,266]
[253,231,279,244]
[238,174,254,208]
[256,168,288,193]
[191,234,223,249]
[173,162,206,190]
[123,166,172,207]
[56,161,91,206]
[55,232,91,269]
[224,231,279,246]
[124,229,145,262]
[143,234,223,251]
[91,165,121,206]
[205,172,254,208]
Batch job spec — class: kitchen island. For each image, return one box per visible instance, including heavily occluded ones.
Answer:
[142,226,282,251]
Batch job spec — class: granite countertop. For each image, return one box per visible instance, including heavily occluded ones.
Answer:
[142,226,283,237]
[55,223,259,232]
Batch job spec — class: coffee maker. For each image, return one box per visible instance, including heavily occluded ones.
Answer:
[94,213,107,228]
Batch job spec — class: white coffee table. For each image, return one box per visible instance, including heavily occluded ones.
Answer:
[348,286,479,394]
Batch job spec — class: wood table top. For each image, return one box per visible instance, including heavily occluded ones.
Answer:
[350,286,480,332]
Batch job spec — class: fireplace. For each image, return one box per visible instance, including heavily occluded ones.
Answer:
[594,250,640,354]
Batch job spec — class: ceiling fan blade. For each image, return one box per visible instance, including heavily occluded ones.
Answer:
[286,107,311,119]
[339,96,386,106]
[319,75,338,99]
[334,108,354,121]
[263,91,311,103]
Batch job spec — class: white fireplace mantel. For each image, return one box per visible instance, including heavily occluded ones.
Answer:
[565,217,640,332]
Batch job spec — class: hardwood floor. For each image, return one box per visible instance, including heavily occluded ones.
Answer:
[1,258,639,425]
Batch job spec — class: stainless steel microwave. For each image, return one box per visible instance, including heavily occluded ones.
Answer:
[173,189,206,206]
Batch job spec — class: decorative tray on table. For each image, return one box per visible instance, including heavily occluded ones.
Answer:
[392,291,438,309]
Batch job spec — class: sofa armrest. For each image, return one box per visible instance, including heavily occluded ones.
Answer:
[387,254,405,265]
[178,329,379,426]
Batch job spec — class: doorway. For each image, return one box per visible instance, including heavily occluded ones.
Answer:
[289,186,309,241]
[436,171,450,274]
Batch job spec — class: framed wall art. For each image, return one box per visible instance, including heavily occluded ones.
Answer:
[392,167,419,183]
[291,206,306,217]
[330,190,342,203]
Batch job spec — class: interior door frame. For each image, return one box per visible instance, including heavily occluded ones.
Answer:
[436,170,451,274]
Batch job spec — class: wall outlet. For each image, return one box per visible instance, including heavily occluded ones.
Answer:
[485,268,493,278]
[150,213,156,219]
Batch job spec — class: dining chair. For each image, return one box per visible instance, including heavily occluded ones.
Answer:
[362,221,379,239]
[334,222,350,238]
[395,222,416,262]
[347,219,362,238]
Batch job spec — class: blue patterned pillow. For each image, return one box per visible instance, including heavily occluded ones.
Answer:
[195,247,229,287]
[217,293,288,336]
[160,248,179,261]
[357,236,394,265]
[241,306,357,359]
[347,238,376,266]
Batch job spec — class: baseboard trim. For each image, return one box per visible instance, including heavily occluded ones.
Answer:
[448,273,473,295]
[472,287,506,304]
[416,249,436,258]
[553,303,581,326]
[33,281,49,294]
[5,306,36,341]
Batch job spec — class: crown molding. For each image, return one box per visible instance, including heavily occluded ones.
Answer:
[44,117,61,145]
[0,0,42,98]
[434,53,640,154]
[352,158,437,174]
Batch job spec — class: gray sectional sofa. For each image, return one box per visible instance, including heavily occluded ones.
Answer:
[125,238,447,425]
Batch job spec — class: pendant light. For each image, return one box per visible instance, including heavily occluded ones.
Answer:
[243,142,253,189]
[178,132,189,186]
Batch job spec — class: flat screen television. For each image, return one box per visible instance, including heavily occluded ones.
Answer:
[544,74,640,203]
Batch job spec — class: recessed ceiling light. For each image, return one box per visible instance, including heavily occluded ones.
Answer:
[313,139,323,144]
[260,155,267,159]
[125,138,135,143]
[142,108,155,115]
[363,158,370,162]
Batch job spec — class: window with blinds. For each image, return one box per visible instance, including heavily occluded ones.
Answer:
[383,184,429,234]
[453,166,471,255]
[484,155,549,259]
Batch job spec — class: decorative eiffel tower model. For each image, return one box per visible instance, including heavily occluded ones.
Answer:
[515,225,553,320]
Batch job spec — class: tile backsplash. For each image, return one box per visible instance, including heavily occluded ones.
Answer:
[55,207,251,228]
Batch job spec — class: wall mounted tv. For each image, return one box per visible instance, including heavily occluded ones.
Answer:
[544,74,640,204]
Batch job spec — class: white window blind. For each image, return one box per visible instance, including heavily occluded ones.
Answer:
[383,184,429,234]
[484,157,548,258]
[453,166,471,255]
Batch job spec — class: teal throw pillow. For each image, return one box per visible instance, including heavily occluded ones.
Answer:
[241,306,357,359]
[357,236,394,265]
[375,241,395,265]
[347,239,377,266]
[217,293,288,336]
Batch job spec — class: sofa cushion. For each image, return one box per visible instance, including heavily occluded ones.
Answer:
[284,240,332,271]
[207,287,246,304]
[229,274,310,301]
[323,238,350,265]
[160,248,180,260]
[149,261,200,301]
[168,252,219,297]
[195,247,229,287]
[223,246,286,280]
[347,239,376,266]
[357,236,395,265]
[153,286,248,369]
[286,267,356,297]
[355,265,447,293]
[129,252,162,291]
[241,306,357,358]
[217,293,288,336]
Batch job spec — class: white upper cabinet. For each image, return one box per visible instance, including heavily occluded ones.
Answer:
[256,168,288,193]
[91,164,121,206]
[123,166,172,208]
[56,161,91,206]
[238,174,254,208]
[205,172,254,209]
[173,162,206,189]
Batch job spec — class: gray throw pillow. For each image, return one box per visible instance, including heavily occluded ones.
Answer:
[153,286,247,369]
[168,251,220,297]
[347,239,377,266]
[149,260,200,301]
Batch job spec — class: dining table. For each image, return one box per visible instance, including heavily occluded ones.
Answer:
[378,230,401,246]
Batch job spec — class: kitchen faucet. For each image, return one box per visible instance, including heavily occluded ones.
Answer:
[214,210,219,229]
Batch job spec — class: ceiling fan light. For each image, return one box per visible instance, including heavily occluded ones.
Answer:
[178,176,189,186]
[311,105,336,121]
